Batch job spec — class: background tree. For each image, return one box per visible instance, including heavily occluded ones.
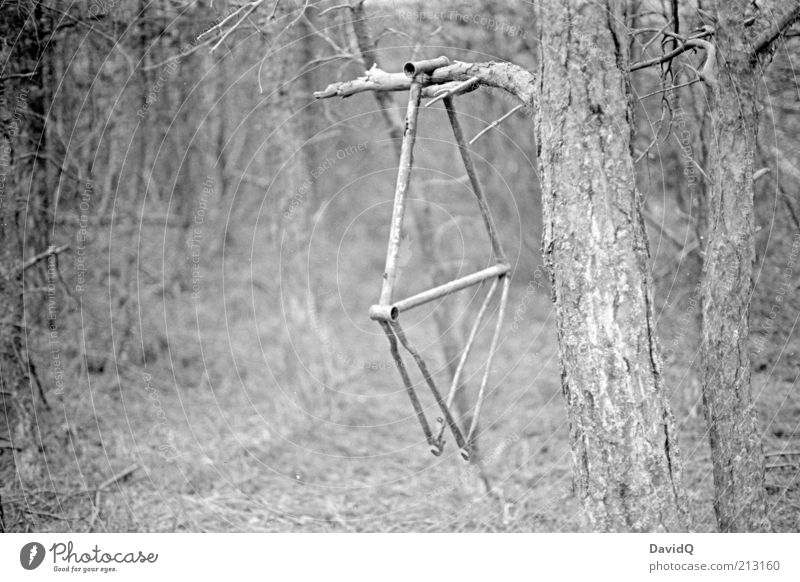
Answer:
[0,1,55,532]
[1,0,799,533]
[698,0,800,532]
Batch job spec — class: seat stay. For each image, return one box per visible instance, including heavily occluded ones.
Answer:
[371,62,513,459]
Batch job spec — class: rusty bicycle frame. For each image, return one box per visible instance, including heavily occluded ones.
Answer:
[369,57,511,461]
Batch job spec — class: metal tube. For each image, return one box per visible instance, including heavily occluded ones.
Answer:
[443,96,507,263]
[391,321,467,455]
[403,56,450,78]
[465,274,511,450]
[380,321,441,456]
[392,263,509,314]
[469,103,525,144]
[378,80,423,306]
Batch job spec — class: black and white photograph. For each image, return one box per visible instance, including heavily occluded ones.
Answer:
[1,0,800,576]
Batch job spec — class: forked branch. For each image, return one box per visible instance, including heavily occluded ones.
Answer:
[751,2,800,58]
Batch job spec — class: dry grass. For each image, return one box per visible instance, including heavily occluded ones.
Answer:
[5,228,799,533]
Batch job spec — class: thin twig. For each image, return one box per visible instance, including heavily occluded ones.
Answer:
[98,463,139,491]
[317,3,350,17]
[465,275,510,453]
[753,167,770,182]
[751,3,800,58]
[424,76,479,107]
[379,321,438,453]
[210,0,267,53]
[38,3,134,74]
[314,61,536,105]
[630,37,709,72]
[89,492,102,531]
[434,277,499,446]
[671,132,712,184]
[257,0,310,92]
[0,71,37,81]
[639,77,703,100]
[766,463,799,470]
[301,13,345,55]
[637,18,674,54]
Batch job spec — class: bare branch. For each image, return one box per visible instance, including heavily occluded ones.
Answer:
[671,132,712,184]
[632,18,674,54]
[302,13,346,55]
[682,38,718,89]
[268,0,281,21]
[424,76,479,107]
[38,2,134,74]
[143,40,215,71]
[314,61,535,106]
[54,215,181,227]
[210,0,268,53]
[642,209,694,250]
[97,463,139,491]
[753,167,770,182]
[0,71,37,81]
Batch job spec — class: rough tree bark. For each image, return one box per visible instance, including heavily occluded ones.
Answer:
[348,0,478,452]
[535,0,691,531]
[698,0,800,532]
[0,76,27,535]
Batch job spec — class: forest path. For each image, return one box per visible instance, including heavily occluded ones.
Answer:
[19,283,799,532]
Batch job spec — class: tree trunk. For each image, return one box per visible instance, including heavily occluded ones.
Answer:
[0,6,39,532]
[699,0,772,532]
[535,0,690,531]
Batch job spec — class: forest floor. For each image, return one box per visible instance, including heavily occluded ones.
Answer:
[7,254,800,533]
